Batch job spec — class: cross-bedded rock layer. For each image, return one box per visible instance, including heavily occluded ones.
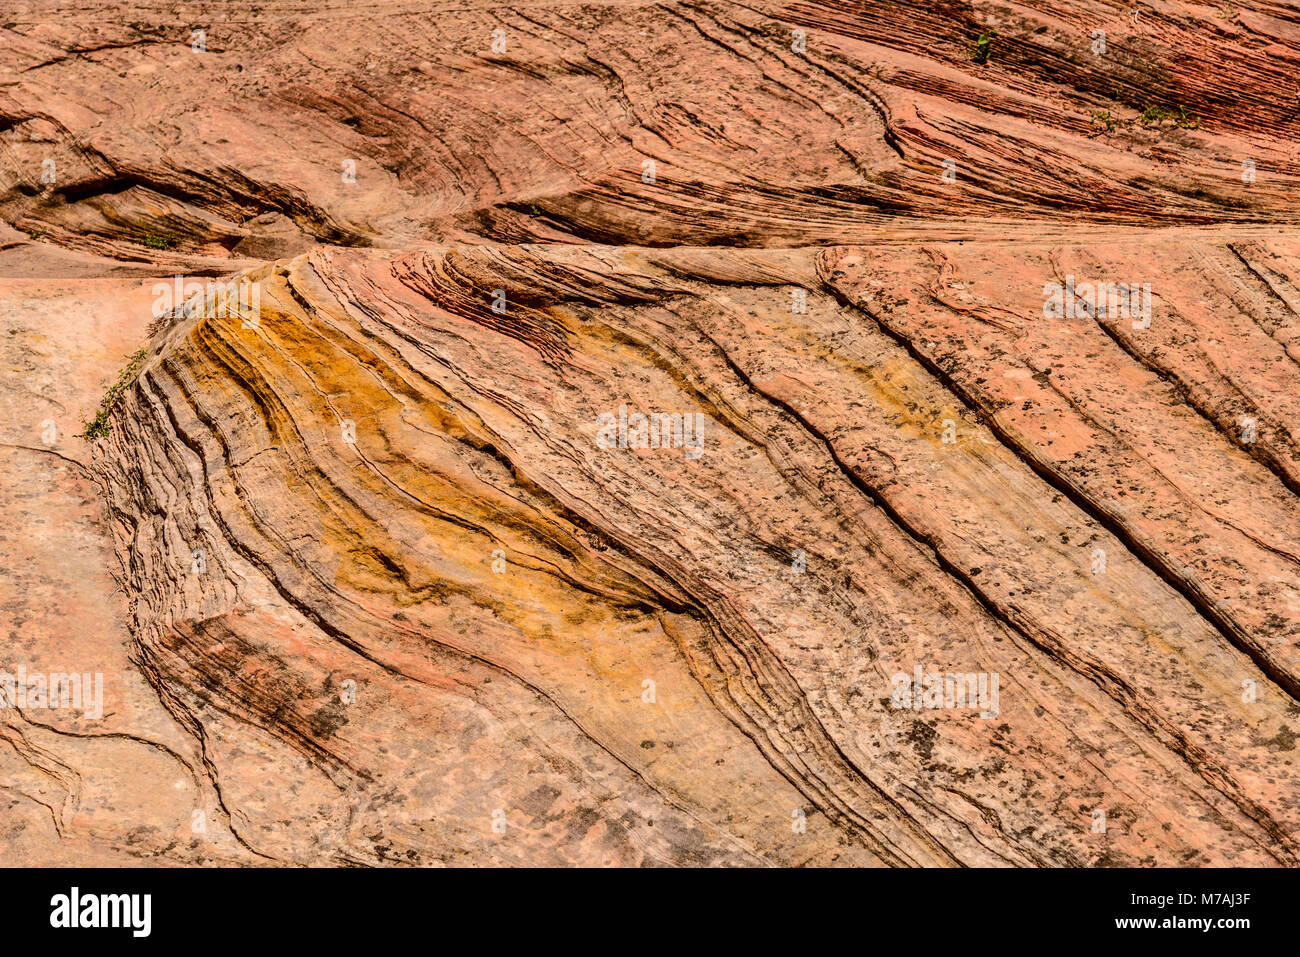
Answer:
[2,0,1298,865]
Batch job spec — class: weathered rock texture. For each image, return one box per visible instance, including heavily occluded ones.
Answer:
[1,0,1298,866]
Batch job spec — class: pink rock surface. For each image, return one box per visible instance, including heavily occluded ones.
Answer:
[1,0,1298,866]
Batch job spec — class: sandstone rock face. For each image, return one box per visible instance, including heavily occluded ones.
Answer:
[1,1,1298,866]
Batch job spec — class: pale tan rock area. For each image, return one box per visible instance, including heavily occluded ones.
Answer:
[1,0,1298,866]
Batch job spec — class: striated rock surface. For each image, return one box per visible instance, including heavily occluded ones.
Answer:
[1,0,1299,866]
